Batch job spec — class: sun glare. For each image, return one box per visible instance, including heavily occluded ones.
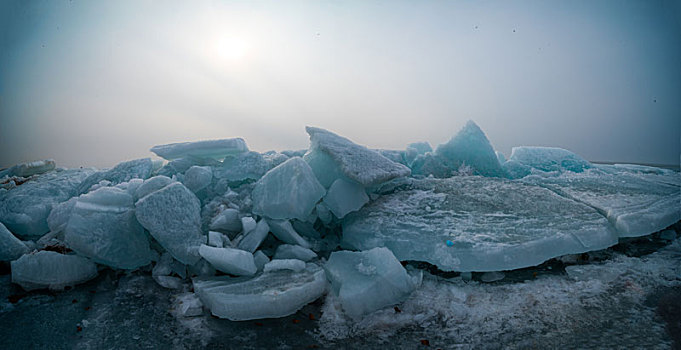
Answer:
[212,36,251,62]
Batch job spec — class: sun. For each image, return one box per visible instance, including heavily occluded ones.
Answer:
[212,36,251,62]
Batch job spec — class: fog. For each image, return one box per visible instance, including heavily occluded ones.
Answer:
[1,0,680,168]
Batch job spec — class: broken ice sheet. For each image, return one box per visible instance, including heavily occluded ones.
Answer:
[342,176,618,272]
[150,138,249,160]
[11,251,98,291]
[0,222,29,262]
[193,263,327,320]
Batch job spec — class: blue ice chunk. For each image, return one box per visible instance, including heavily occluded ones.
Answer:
[193,263,327,320]
[410,152,453,178]
[315,202,333,225]
[405,142,432,166]
[302,148,346,188]
[264,259,306,272]
[0,159,56,178]
[11,251,98,291]
[135,181,205,265]
[0,168,94,239]
[215,151,270,182]
[76,158,153,195]
[46,197,77,234]
[266,219,311,248]
[305,127,411,187]
[237,219,270,253]
[183,166,212,193]
[65,186,153,269]
[150,138,248,160]
[209,208,242,233]
[495,151,506,164]
[324,247,418,319]
[509,146,591,173]
[502,160,533,179]
[273,244,317,262]
[251,157,325,221]
[322,178,369,219]
[433,120,504,177]
[0,222,29,261]
[199,244,256,276]
[134,175,173,200]
[253,250,270,271]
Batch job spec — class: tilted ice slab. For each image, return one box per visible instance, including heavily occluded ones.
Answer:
[509,146,591,174]
[135,180,205,265]
[150,138,248,160]
[76,158,153,195]
[342,177,618,272]
[193,263,328,320]
[11,251,98,291]
[324,247,419,319]
[433,120,504,177]
[0,168,94,239]
[305,127,410,187]
[525,169,681,238]
[198,244,257,276]
[251,157,325,221]
[214,151,271,182]
[0,222,29,261]
[64,186,153,269]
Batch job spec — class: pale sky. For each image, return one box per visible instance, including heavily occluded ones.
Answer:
[1,0,680,168]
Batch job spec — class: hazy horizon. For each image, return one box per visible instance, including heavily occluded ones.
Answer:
[1,0,680,169]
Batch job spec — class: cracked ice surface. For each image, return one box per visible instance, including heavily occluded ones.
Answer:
[342,176,618,272]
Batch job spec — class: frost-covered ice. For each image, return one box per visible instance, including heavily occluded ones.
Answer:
[432,120,504,177]
[76,158,153,195]
[251,157,325,221]
[0,159,55,178]
[182,166,212,193]
[526,169,681,237]
[509,146,591,173]
[324,247,419,319]
[214,151,271,182]
[0,168,93,239]
[343,177,618,272]
[65,186,153,269]
[193,263,327,320]
[150,138,248,160]
[135,181,205,265]
[263,258,306,272]
[11,251,98,291]
[305,126,410,187]
[0,222,29,261]
[198,244,256,276]
[322,178,369,219]
[273,244,317,262]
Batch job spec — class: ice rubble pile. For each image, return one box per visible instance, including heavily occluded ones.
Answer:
[1,121,679,321]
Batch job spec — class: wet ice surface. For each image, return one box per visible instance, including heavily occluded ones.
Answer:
[1,234,679,349]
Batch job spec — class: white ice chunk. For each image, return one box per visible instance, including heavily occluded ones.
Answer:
[263,259,306,272]
[480,271,505,283]
[241,217,256,234]
[153,275,183,289]
[11,251,98,291]
[324,247,417,319]
[209,208,242,233]
[76,158,153,195]
[342,177,618,272]
[193,263,327,320]
[432,120,504,177]
[322,178,369,219]
[305,127,410,187]
[65,186,153,269]
[0,222,29,261]
[135,181,205,265]
[208,231,226,248]
[236,219,270,253]
[150,138,249,160]
[251,157,325,221]
[253,250,270,271]
[526,169,681,238]
[176,293,204,317]
[266,219,311,248]
[509,146,591,173]
[0,168,93,239]
[199,244,256,276]
[273,244,317,262]
[183,166,212,193]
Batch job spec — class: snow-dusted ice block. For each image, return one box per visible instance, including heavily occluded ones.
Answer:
[193,263,327,320]
[134,175,173,200]
[251,157,325,221]
[342,177,618,272]
[433,120,504,177]
[183,166,212,193]
[76,158,153,195]
[323,178,369,219]
[11,251,98,291]
[0,159,56,178]
[305,127,410,187]
[324,247,417,319]
[509,146,591,173]
[215,151,270,182]
[526,169,681,238]
[0,168,94,239]
[199,244,256,276]
[64,187,153,269]
[237,219,270,253]
[0,222,29,261]
[151,138,248,160]
[266,219,311,248]
[135,181,205,265]
[263,259,306,272]
[274,244,317,262]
